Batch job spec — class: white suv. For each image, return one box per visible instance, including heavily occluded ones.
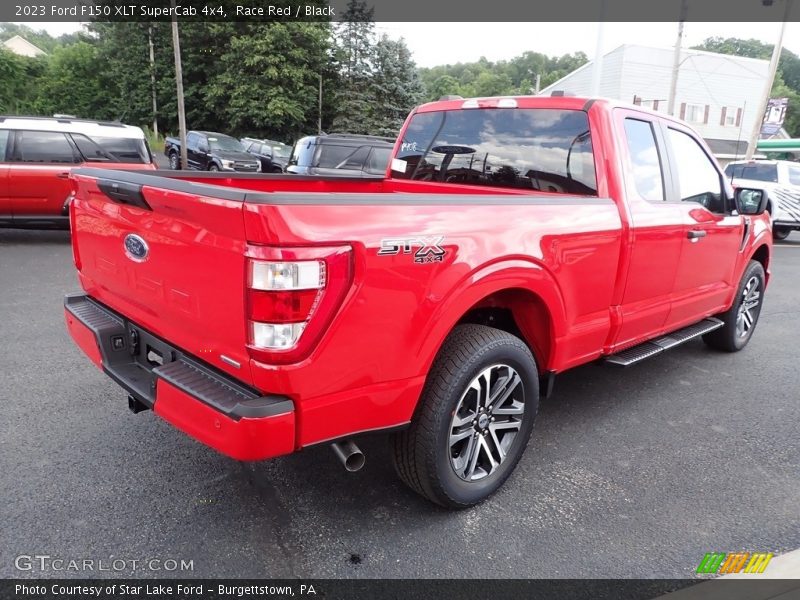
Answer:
[724,159,800,240]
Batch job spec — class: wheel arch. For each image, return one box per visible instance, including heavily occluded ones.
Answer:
[414,261,567,380]
[750,243,770,284]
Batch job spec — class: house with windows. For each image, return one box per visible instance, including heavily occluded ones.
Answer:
[2,35,46,58]
[539,44,770,166]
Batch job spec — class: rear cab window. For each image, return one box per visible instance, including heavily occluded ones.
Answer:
[392,108,597,194]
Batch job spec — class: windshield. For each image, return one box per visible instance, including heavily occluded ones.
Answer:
[71,134,151,164]
[393,108,597,194]
[271,144,291,159]
[725,163,778,183]
[787,165,800,186]
[208,135,244,152]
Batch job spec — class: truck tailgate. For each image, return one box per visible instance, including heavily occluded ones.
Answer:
[70,170,253,384]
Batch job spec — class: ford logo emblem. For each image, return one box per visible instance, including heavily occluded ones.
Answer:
[124,234,149,262]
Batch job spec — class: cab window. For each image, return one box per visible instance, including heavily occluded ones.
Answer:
[623,118,665,202]
[667,128,723,212]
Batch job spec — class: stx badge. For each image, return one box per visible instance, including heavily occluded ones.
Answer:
[378,236,447,263]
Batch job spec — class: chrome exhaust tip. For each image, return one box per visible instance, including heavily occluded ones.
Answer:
[330,440,365,472]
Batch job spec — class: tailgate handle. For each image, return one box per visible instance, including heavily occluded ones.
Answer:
[97,179,151,211]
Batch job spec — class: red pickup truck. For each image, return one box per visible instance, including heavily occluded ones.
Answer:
[64,96,771,508]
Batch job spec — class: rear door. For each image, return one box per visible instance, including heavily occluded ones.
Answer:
[8,130,81,221]
[611,110,686,349]
[70,171,253,382]
[0,129,10,225]
[661,124,743,326]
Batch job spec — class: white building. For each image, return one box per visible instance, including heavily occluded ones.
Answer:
[2,35,46,58]
[540,44,769,165]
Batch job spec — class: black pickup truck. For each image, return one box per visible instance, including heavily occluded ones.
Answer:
[164,131,261,172]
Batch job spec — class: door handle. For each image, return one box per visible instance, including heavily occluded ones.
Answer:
[687,229,707,240]
[56,172,70,179]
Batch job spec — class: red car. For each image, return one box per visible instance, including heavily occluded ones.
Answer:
[0,116,156,229]
[64,96,772,507]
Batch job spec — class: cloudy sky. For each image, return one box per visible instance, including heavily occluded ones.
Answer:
[18,21,800,68]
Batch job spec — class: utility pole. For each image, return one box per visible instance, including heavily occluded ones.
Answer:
[667,0,689,116]
[318,73,323,135]
[535,73,541,95]
[148,25,158,139]
[590,0,606,97]
[745,0,792,160]
[171,0,188,169]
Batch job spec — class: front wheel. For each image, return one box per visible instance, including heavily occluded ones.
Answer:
[773,226,791,241]
[703,260,765,352]
[391,324,539,508]
[168,152,180,170]
[209,164,220,172]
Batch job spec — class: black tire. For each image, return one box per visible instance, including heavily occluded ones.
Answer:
[773,226,791,241]
[703,260,766,352]
[168,152,180,170]
[209,163,220,172]
[391,324,539,509]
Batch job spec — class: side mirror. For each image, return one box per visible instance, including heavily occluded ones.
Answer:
[198,143,209,154]
[734,187,769,215]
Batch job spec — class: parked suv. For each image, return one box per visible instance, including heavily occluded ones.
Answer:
[287,133,394,177]
[0,116,155,229]
[724,159,800,240]
[241,137,292,173]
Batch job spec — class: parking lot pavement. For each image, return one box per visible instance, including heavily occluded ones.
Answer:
[1,229,798,579]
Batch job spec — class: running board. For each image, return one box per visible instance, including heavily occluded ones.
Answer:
[603,318,724,367]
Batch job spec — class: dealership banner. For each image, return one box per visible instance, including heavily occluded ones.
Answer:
[4,579,800,600]
[761,97,789,137]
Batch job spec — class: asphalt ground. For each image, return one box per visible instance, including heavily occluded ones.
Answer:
[1,228,798,579]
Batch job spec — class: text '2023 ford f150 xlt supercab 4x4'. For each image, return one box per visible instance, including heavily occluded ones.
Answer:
[64,96,771,508]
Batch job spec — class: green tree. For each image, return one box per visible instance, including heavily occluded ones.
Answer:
[369,35,425,136]
[331,0,376,133]
[209,22,333,140]
[34,42,113,119]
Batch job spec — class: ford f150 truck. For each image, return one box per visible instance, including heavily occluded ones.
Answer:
[164,131,261,172]
[64,96,772,508]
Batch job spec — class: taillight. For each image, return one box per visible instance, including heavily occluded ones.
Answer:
[245,245,352,364]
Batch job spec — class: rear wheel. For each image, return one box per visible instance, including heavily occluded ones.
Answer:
[773,226,791,241]
[168,152,180,170]
[391,324,539,508]
[703,260,765,352]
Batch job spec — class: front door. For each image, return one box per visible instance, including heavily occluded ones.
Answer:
[661,125,743,327]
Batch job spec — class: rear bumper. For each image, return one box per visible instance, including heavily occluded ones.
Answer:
[64,293,295,461]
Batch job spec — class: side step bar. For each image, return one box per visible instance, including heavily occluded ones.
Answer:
[603,318,724,367]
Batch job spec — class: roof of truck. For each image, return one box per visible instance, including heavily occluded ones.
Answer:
[0,116,145,139]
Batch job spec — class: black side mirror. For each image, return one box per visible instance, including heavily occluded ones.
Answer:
[735,187,769,215]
